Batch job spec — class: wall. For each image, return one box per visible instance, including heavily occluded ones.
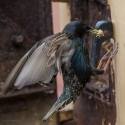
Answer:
[110,1,125,125]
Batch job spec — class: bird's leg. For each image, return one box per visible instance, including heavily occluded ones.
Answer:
[85,43,118,105]
[97,42,113,70]
[94,45,118,99]
[103,44,118,72]
[97,48,112,70]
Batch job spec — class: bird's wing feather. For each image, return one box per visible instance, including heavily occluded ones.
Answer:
[42,99,68,122]
[1,43,38,93]
[1,33,73,93]
[14,43,56,89]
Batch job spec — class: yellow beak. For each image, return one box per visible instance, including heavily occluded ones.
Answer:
[91,29,99,34]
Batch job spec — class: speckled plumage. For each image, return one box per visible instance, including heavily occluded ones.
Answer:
[43,27,103,121]
[71,37,91,83]
[43,39,89,121]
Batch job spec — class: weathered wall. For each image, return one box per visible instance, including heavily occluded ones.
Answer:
[0,1,57,125]
[0,0,53,86]
[0,0,53,41]
[110,0,125,125]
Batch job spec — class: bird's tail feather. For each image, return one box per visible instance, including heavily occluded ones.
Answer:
[42,99,67,122]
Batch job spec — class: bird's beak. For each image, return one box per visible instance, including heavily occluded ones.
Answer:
[89,29,104,37]
[83,25,104,37]
[90,29,99,34]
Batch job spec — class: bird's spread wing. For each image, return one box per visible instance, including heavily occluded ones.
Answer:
[1,33,73,93]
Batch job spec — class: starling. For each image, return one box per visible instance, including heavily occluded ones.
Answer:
[1,21,104,121]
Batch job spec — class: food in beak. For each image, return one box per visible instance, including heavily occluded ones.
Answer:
[92,29,104,38]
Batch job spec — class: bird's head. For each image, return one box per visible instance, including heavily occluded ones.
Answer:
[62,21,100,38]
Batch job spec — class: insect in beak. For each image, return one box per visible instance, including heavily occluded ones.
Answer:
[90,29,104,38]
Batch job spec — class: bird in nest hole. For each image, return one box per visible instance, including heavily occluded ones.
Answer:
[1,21,105,121]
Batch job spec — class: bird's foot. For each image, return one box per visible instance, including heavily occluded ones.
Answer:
[97,42,113,69]
[97,43,118,71]
[109,43,118,58]
[103,44,118,71]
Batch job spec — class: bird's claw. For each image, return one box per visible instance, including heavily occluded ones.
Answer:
[109,43,118,58]
[85,43,118,105]
[101,48,113,60]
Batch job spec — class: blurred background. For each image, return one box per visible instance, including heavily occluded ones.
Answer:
[0,0,124,125]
